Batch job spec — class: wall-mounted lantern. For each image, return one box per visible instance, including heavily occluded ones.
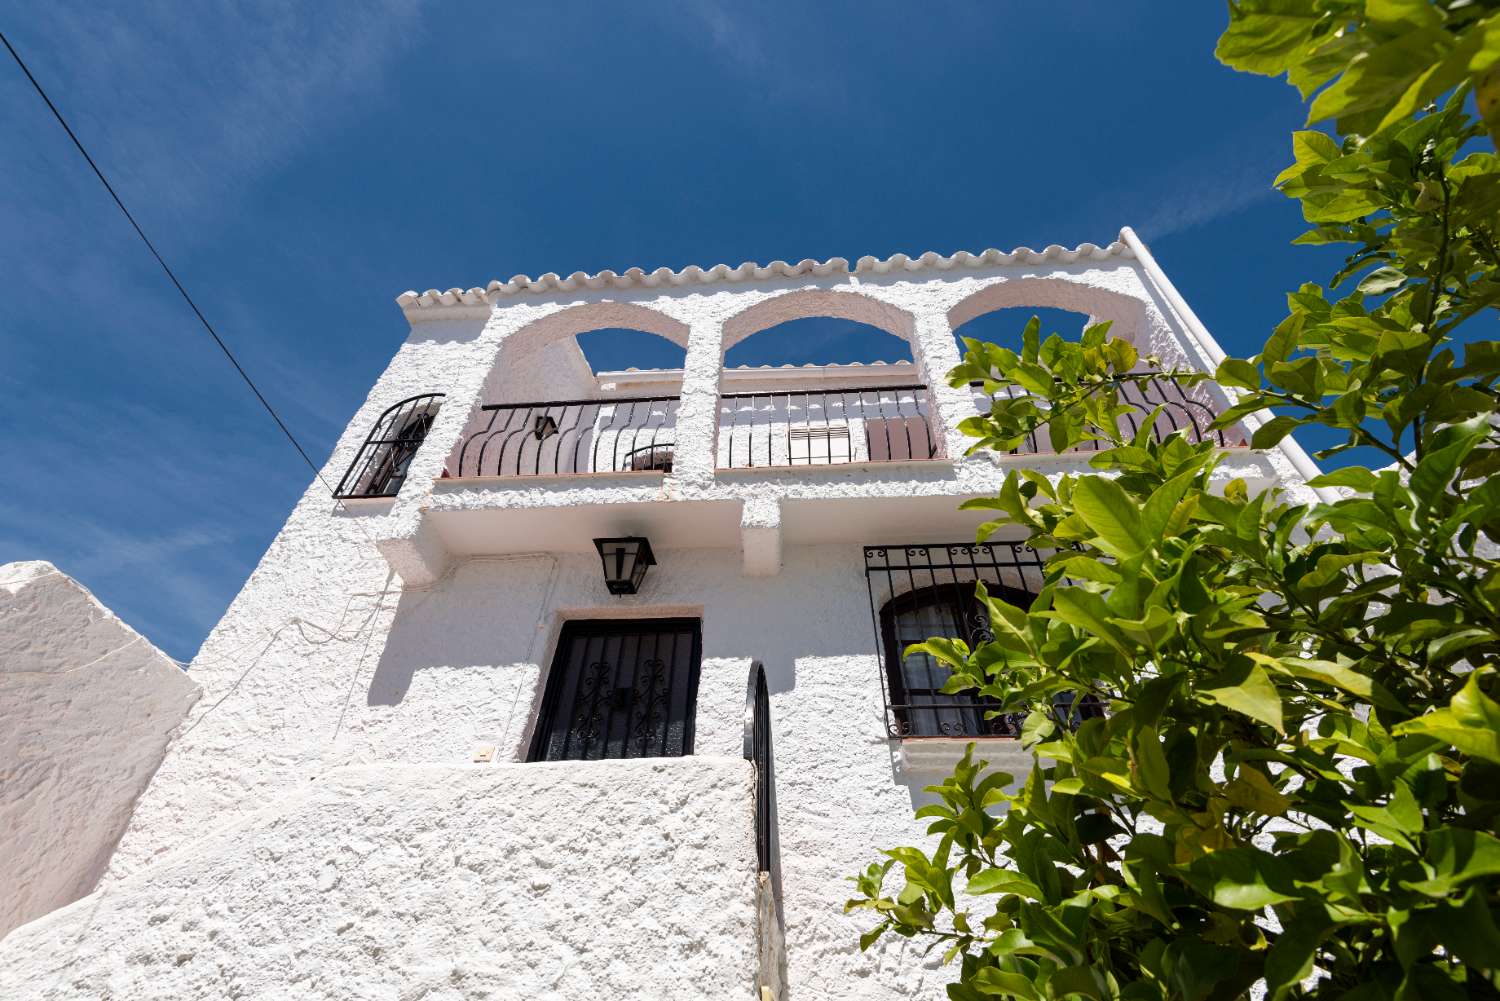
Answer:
[593,537,656,595]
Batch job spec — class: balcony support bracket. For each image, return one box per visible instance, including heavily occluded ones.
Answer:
[376,517,453,588]
[741,499,782,577]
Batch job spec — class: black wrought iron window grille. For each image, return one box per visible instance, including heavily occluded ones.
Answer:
[864,542,1104,739]
[334,393,445,499]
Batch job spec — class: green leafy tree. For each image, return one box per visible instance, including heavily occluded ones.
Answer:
[1215,0,1500,148]
[846,5,1500,999]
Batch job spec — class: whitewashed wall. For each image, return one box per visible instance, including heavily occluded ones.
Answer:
[93,238,1325,999]
[0,561,199,940]
[0,760,760,1000]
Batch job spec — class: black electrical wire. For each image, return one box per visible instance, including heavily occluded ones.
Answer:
[1,29,336,494]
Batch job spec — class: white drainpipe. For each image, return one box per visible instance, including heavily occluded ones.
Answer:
[1118,226,1342,504]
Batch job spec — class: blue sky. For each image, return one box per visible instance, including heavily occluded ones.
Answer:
[0,1,1370,659]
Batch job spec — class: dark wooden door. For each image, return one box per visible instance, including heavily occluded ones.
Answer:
[528,618,703,762]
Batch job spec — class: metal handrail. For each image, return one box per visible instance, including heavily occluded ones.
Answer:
[968,374,1243,452]
[717,384,939,468]
[454,395,680,477]
[742,661,779,899]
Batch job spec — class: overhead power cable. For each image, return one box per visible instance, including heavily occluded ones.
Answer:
[1,30,336,494]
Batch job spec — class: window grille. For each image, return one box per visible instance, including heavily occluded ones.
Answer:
[864,542,1048,739]
[334,394,444,499]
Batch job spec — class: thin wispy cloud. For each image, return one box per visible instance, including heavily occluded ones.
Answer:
[1066,111,1297,242]
[0,0,429,658]
[642,0,853,110]
[3,1,431,221]
[680,0,772,80]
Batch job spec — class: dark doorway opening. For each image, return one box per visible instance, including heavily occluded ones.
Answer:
[528,618,703,762]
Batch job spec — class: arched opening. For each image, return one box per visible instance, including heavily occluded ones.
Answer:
[948,282,1237,454]
[451,303,690,478]
[715,292,938,469]
[577,328,687,374]
[881,580,1035,738]
[952,305,1091,356]
[723,316,912,369]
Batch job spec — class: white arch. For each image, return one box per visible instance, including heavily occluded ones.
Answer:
[719,289,917,356]
[946,276,1149,346]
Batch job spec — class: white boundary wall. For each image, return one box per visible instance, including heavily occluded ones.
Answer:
[0,561,199,940]
[1,760,758,1000]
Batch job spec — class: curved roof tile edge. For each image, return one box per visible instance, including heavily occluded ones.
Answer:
[396,236,1134,312]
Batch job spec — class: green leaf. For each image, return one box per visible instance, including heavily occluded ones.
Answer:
[1262,910,1332,1000]
[1215,357,1261,391]
[1215,5,1323,77]
[1395,671,1500,763]
[1410,420,1486,505]
[1308,467,1380,491]
[1356,266,1406,295]
[966,870,1041,897]
[1251,415,1304,449]
[971,968,1042,999]
[1183,848,1302,910]
[1071,476,1148,558]
[1224,767,1291,816]
[1201,659,1285,732]
[1141,469,1198,542]
[1404,829,1500,896]
[1050,587,1134,658]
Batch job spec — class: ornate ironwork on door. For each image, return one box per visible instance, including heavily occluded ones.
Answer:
[528,618,702,762]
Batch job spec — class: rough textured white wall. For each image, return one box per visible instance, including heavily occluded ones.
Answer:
[322,546,1027,1001]
[91,243,1322,1000]
[104,319,499,881]
[0,759,760,1000]
[0,561,199,940]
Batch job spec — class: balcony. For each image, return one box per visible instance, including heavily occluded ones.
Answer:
[451,395,681,478]
[360,243,1310,589]
[717,384,940,469]
[440,372,1237,485]
[969,375,1246,453]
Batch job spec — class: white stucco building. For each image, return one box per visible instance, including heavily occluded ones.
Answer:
[0,228,1327,999]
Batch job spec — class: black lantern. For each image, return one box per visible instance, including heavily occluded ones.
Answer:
[593,536,655,595]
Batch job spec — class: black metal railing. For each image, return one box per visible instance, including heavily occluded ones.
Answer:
[452,396,680,478]
[969,375,1244,452]
[743,660,780,903]
[335,393,445,499]
[718,385,939,469]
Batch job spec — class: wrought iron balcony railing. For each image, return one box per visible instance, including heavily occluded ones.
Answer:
[970,375,1243,452]
[444,375,1239,482]
[452,396,680,478]
[717,384,939,469]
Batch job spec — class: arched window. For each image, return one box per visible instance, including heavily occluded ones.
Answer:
[880,580,1035,738]
[335,394,444,498]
